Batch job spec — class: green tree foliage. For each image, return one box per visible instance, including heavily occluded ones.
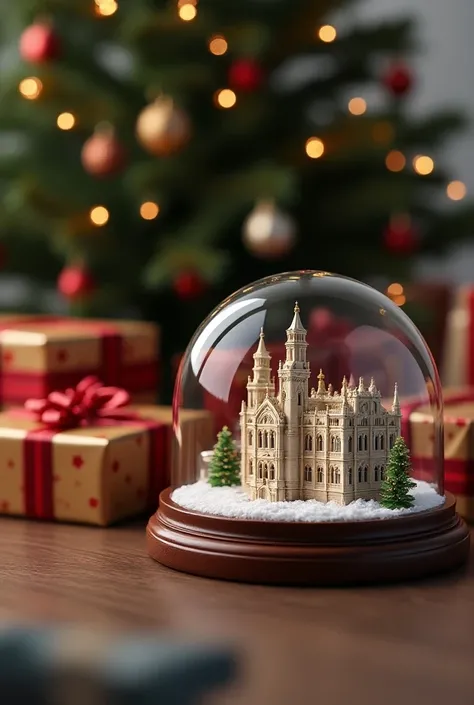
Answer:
[380,436,416,510]
[208,426,241,487]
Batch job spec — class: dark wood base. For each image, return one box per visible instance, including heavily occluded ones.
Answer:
[146,488,470,586]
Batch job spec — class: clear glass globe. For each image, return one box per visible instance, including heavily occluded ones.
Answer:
[172,270,444,510]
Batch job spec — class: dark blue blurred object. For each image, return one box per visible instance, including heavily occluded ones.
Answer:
[0,626,237,705]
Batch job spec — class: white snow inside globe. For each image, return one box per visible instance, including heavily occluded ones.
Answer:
[171,270,445,523]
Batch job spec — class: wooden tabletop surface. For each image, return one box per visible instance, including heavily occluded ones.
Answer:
[1,516,473,705]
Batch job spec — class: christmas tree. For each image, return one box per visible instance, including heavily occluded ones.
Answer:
[380,436,417,510]
[208,426,241,487]
[0,1,473,394]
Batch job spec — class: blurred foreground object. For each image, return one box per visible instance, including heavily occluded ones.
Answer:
[0,625,236,705]
[442,286,474,388]
[1,1,474,375]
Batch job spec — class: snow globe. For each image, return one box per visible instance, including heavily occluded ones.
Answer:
[147,271,469,585]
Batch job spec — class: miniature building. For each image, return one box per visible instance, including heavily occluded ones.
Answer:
[239,303,401,504]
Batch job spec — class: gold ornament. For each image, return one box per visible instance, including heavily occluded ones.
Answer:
[136,96,191,156]
[242,201,296,258]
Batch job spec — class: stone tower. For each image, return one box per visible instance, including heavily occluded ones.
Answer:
[277,302,311,500]
[246,328,275,408]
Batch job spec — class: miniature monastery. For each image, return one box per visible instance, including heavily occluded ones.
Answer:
[239,303,401,505]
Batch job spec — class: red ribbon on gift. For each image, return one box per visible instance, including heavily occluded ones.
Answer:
[0,317,158,405]
[20,376,168,521]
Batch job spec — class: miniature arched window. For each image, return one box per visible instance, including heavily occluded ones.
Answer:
[360,417,368,426]
[374,466,379,482]
[249,460,253,476]
[305,434,313,451]
[389,434,395,449]
[270,431,275,449]
[373,402,377,413]
[380,466,385,481]
[335,467,341,484]
[317,434,323,451]
[258,431,263,448]
[364,434,368,451]
[348,436,353,452]
[330,435,341,452]
[298,392,302,406]
[330,466,335,483]
[264,431,269,448]
[363,465,368,482]
[358,466,362,483]
[374,435,379,451]
[304,465,312,482]
[258,462,263,478]
[348,468,352,485]
[269,463,275,480]
[264,463,268,479]
[317,467,324,483]
[380,434,385,450]
[358,435,363,451]
[248,430,253,446]
[348,419,353,427]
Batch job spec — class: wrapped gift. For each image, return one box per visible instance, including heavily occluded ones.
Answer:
[401,388,474,521]
[0,315,159,406]
[442,286,474,388]
[0,377,213,526]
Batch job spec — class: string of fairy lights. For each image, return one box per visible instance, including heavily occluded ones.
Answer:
[16,0,469,300]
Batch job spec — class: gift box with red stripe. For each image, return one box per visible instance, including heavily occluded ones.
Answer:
[0,378,213,526]
[0,314,160,406]
[402,388,474,522]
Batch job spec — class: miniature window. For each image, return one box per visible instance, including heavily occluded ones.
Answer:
[348,468,352,485]
[258,462,263,479]
[264,463,268,479]
[330,466,335,483]
[364,434,368,451]
[304,465,312,482]
[248,430,253,446]
[330,435,341,452]
[317,467,324,482]
[249,460,253,476]
[270,431,275,449]
[335,467,341,484]
[360,417,368,426]
[380,465,385,481]
[374,466,379,481]
[298,392,302,406]
[329,418,339,426]
[317,434,323,451]
[348,436,353,452]
[389,434,395,449]
[380,434,385,450]
[305,434,313,451]
[363,466,368,482]
[358,466,362,483]
[269,464,275,480]
[358,435,363,451]
[374,435,379,451]
[258,431,263,448]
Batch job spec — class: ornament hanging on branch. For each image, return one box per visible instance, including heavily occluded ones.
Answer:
[19,22,60,63]
[57,264,96,301]
[81,126,127,178]
[173,270,207,301]
[383,213,419,254]
[382,62,413,97]
[136,96,191,157]
[228,59,264,93]
[243,201,296,259]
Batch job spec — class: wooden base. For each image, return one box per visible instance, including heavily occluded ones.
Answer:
[147,489,470,586]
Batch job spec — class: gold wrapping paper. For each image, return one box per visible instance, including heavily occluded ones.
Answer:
[0,405,213,526]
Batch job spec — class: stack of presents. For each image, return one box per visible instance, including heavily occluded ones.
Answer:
[0,282,474,527]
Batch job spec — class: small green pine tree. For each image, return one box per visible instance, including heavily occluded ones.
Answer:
[208,426,241,488]
[380,436,417,510]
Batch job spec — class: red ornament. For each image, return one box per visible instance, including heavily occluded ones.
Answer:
[173,271,206,300]
[19,23,60,63]
[383,215,419,254]
[228,59,264,92]
[81,130,126,178]
[383,63,413,96]
[57,264,96,301]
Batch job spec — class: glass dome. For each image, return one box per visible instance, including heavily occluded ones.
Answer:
[172,271,444,513]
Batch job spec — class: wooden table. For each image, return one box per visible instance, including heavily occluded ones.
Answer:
[1,517,473,705]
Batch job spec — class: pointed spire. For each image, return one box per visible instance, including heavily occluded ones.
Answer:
[392,382,400,413]
[348,374,355,389]
[328,383,334,396]
[369,377,377,394]
[358,376,365,393]
[310,387,316,398]
[341,376,348,402]
[287,301,307,332]
[317,369,326,395]
[254,327,270,358]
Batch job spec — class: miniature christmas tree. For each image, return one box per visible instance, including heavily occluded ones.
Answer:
[380,436,417,509]
[208,427,241,488]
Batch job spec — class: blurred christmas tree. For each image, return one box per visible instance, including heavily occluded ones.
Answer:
[0,0,473,396]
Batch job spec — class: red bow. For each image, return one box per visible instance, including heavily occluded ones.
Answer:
[24,376,131,429]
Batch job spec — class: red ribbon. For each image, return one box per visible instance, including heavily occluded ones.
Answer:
[20,376,167,520]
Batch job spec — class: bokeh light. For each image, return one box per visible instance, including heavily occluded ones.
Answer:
[318,25,337,42]
[140,201,160,220]
[305,137,325,159]
[57,112,76,130]
[348,97,367,115]
[413,155,434,176]
[446,180,467,201]
[89,206,109,226]
[209,35,228,55]
[215,89,237,108]
[385,150,406,172]
[19,77,43,100]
